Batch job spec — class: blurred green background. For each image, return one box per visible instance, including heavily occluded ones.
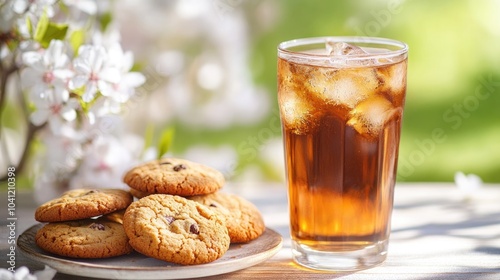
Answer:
[215,0,499,183]
[175,0,500,182]
[1,0,499,187]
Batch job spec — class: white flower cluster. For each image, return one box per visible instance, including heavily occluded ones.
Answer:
[0,266,56,280]
[22,40,145,132]
[1,0,145,202]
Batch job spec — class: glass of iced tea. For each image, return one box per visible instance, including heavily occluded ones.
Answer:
[277,36,408,271]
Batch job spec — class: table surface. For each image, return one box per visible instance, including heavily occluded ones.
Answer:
[1,182,500,280]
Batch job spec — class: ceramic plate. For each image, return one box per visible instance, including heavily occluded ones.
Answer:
[18,224,283,279]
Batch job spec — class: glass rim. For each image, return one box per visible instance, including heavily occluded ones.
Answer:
[278,36,408,61]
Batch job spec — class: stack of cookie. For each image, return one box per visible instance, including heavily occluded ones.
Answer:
[33,157,266,266]
[34,189,134,258]
[122,158,266,265]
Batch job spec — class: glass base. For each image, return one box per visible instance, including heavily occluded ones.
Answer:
[291,239,389,271]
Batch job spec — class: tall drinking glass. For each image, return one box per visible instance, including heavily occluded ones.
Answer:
[277,36,408,271]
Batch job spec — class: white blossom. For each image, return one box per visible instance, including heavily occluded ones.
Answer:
[455,171,482,194]
[33,128,84,202]
[2,0,149,201]
[21,40,73,98]
[0,266,37,280]
[86,97,121,127]
[12,0,57,18]
[70,44,121,102]
[62,0,97,15]
[99,43,145,103]
[35,125,84,173]
[29,89,79,133]
[69,134,142,189]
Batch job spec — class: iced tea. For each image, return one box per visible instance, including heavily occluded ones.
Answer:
[278,37,408,271]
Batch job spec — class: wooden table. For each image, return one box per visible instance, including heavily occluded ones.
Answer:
[2,182,500,279]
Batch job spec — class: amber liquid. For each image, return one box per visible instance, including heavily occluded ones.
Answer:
[279,57,406,251]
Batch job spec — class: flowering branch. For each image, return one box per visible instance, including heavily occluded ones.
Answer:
[0,0,146,200]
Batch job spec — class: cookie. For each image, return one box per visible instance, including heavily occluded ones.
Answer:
[123,158,225,196]
[123,194,230,265]
[35,189,133,222]
[35,219,133,258]
[188,192,265,243]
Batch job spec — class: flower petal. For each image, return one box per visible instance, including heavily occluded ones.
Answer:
[73,57,92,74]
[31,109,50,126]
[45,40,65,67]
[53,69,74,80]
[70,75,89,89]
[124,72,146,88]
[99,67,121,83]
[60,106,77,121]
[22,51,42,66]
[82,82,98,102]
[77,0,98,15]
[97,81,113,97]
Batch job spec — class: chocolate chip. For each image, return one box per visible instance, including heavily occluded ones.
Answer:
[165,216,175,224]
[173,164,187,172]
[160,161,171,165]
[89,223,105,231]
[209,203,217,208]
[189,224,199,234]
[84,190,98,195]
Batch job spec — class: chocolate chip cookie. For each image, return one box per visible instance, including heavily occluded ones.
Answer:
[123,194,230,265]
[123,158,225,196]
[35,189,133,222]
[188,192,265,243]
[35,219,133,258]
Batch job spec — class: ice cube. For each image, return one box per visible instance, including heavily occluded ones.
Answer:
[325,41,384,67]
[279,91,319,135]
[307,67,379,109]
[326,41,367,56]
[347,95,396,136]
[377,59,407,95]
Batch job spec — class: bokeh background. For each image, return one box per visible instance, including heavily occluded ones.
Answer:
[2,0,500,186]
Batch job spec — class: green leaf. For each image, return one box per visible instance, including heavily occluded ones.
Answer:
[41,23,69,47]
[99,12,112,32]
[157,127,175,159]
[34,12,69,48]
[130,62,144,72]
[34,11,49,43]
[69,29,85,52]
[25,16,33,36]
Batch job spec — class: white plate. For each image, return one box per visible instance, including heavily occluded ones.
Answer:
[18,224,283,279]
